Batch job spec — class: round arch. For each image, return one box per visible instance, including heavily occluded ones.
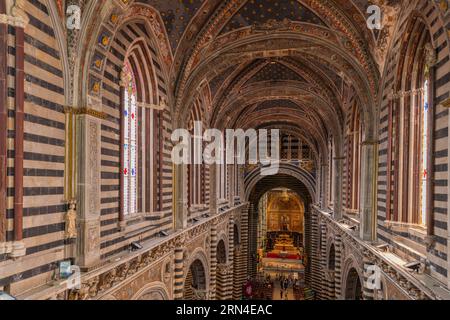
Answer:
[131,282,170,300]
[244,163,316,203]
[342,257,364,300]
[183,248,210,299]
[216,239,228,265]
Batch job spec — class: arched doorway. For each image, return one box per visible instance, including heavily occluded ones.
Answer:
[344,267,363,300]
[183,259,207,300]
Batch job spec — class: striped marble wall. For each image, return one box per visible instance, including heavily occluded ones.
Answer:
[91,18,174,260]
[376,0,450,283]
[0,0,69,294]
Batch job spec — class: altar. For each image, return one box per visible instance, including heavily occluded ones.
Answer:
[267,234,302,260]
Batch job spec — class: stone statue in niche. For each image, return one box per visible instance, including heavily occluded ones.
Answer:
[65,200,77,239]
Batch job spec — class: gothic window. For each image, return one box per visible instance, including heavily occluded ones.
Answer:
[328,137,333,205]
[419,77,430,226]
[347,104,362,212]
[388,18,434,229]
[187,99,206,209]
[122,62,138,216]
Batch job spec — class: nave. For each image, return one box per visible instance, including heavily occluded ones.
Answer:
[2,0,450,301]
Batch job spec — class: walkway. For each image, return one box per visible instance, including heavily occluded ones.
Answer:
[272,281,295,300]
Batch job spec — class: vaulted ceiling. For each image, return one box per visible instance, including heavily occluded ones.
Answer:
[117,0,403,163]
[159,0,400,143]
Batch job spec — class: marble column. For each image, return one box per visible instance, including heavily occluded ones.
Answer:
[225,216,234,299]
[320,164,329,210]
[360,141,378,242]
[319,221,328,300]
[334,233,343,299]
[76,113,102,268]
[233,206,248,299]
[10,2,28,258]
[173,246,185,300]
[0,1,8,244]
[174,164,187,230]
[209,223,218,299]
[362,256,375,300]
[247,203,257,278]
[310,208,321,298]
[209,164,217,214]
[228,165,234,207]
[333,157,345,220]
[304,208,312,287]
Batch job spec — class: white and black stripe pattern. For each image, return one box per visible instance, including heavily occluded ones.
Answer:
[1,0,69,294]
[173,247,185,300]
[209,224,217,299]
[233,206,248,299]
[334,234,343,299]
[310,209,321,299]
[376,0,450,284]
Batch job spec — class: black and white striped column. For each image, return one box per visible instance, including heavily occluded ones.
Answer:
[304,209,312,287]
[223,217,235,300]
[233,206,249,299]
[363,257,375,300]
[334,233,343,299]
[173,247,185,300]
[310,209,321,299]
[210,224,218,299]
[320,221,330,300]
[247,204,258,279]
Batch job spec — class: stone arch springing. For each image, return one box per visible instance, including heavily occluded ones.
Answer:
[131,282,170,300]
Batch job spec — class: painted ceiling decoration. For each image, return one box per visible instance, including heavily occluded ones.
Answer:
[219,0,328,35]
[244,61,308,85]
[136,0,206,51]
[167,0,384,124]
[255,99,303,112]
[75,0,411,152]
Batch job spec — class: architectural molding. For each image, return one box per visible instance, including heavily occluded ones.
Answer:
[314,206,448,300]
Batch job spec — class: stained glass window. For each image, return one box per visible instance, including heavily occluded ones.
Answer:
[420,79,429,226]
[123,62,138,216]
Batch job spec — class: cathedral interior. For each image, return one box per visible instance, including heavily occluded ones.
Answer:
[2,0,450,301]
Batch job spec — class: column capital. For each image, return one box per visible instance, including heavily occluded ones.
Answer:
[0,13,28,28]
[137,101,166,111]
[66,106,107,119]
[5,0,30,28]
[119,70,131,87]
[361,140,378,146]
